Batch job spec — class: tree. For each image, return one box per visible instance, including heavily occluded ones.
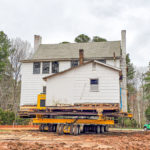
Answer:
[9,38,32,121]
[61,41,70,44]
[74,34,90,43]
[145,106,150,121]
[144,62,150,100]
[126,54,136,94]
[0,31,10,79]
[126,54,135,81]
[92,36,107,42]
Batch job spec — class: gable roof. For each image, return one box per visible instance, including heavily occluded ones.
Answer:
[43,60,121,81]
[21,41,121,62]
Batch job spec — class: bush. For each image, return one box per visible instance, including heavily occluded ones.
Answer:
[118,117,137,128]
[0,108,30,125]
[145,105,150,121]
[0,108,15,125]
[16,117,30,125]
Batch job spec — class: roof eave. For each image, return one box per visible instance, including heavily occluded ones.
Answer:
[20,56,121,63]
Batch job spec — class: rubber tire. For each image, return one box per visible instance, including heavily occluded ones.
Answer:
[53,125,56,132]
[73,125,79,136]
[39,124,43,132]
[78,125,81,135]
[48,124,53,132]
[70,125,74,135]
[59,124,64,135]
[43,124,48,132]
[56,124,60,134]
[101,126,105,133]
[96,125,101,134]
[104,126,109,132]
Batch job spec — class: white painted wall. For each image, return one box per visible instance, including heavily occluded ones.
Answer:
[20,59,120,106]
[20,61,71,105]
[59,61,70,72]
[106,59,120,68]
[46,62,120,106]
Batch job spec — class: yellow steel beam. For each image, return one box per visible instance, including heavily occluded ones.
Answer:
[33,118,114,125]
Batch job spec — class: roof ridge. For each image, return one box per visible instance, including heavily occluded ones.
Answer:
[40,40,121,46]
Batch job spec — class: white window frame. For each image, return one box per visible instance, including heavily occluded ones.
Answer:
[90,78,99,92]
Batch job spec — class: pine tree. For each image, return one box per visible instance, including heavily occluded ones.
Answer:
[0,31,10,79]
[144,62,150,100]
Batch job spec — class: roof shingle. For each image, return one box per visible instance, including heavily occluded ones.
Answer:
[22,41,121,62]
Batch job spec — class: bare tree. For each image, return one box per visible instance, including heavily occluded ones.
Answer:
[9,38,32,121]
[133,67,147,127]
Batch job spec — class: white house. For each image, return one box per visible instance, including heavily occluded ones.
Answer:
[43,60,121,106]
[20,30,127,112]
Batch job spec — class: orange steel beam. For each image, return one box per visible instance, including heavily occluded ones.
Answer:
[33,118,114,125]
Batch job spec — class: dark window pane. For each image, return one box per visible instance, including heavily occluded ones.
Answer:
[52,61,59,73]
[43,86,46,94]
[33,62,40,74]
[98,59,106,63]
[40,99,45,107]
[90,79,98,84]
[71,60,78,68]
[90,79,99,92]
[42,62,50,74]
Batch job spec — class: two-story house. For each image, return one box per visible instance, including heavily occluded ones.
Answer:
[20,30,127,112]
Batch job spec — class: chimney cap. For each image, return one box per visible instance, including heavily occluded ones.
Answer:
[79,49,84,52]
[34,35,41,38]
[121,30,126,32]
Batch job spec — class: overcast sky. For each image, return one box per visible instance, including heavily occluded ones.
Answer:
[0,0,150,67]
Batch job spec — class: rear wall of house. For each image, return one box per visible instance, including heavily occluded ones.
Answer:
[46,63,120,106]
[20,59,120,106]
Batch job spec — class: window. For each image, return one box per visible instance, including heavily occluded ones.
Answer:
[98,59,106,64]
[40,99,45,107]
[43,86,46,94]
[52,61,59,73]
[33,62,40,74]
[90,79,99,92]
[42,62,50,74]
[71,60,78,68]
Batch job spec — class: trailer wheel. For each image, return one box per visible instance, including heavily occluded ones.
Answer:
[104,126,109,132]
[48,124,53,132]
[43,124,48,132]
[58,124,64,135]
[39,124,43,132]
[70,125,74,135]
[78,125,81,135]
[73,125,79,136]
[96,125,101,134]
[101,125,105,133]
[52,124,57,132]
[56,124,60,134]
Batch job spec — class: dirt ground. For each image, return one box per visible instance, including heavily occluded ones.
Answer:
[0,128,149,150]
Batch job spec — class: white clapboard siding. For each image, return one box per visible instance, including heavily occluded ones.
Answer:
[20,61,71,105]
[106,59,120,68]
[46,62,120,106]
[20,60,120,106]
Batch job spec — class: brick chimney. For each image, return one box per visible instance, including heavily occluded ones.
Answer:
[120,30,127,112]
[34,35,42,52]
[79,49,84,65]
